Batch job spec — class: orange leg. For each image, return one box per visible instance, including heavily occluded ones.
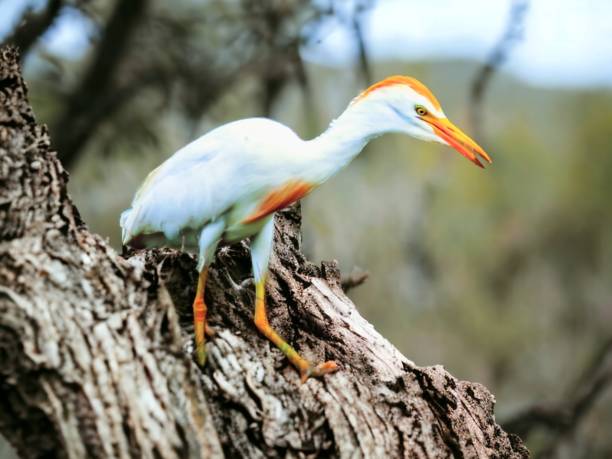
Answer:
[193,268,208,367]
[253,277,337,382]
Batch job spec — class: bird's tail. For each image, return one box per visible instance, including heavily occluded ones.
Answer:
[120,208,136,245]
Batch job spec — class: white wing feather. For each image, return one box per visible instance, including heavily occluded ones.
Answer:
[120,118,303,244]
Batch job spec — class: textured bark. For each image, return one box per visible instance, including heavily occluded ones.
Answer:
[0,47,529,458]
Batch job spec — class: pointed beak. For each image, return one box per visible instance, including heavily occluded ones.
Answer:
[424,117,492,168]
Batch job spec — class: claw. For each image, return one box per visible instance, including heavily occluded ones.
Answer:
[205,324,217,337]
[224,270,254,292]
[300,361,338,383]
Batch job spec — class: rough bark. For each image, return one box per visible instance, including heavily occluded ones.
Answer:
[0,47,528,458]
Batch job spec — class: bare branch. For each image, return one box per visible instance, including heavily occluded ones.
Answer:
[469,0,529,137]
[351,0,373,85]
[504,336,612,457]
[341,269,369,292]
[51,0,149,168]
[1,0,64,59]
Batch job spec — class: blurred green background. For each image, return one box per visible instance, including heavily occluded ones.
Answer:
[2,0,611,457]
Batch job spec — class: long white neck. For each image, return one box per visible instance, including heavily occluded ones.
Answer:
[303,101,388,184]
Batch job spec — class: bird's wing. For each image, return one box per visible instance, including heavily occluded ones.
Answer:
[122,132,243,243]
[121,118,306,244]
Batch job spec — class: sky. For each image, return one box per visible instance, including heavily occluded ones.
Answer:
[304,0,612,88]
[2,0,612,88]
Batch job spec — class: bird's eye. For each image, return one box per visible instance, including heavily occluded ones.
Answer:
[415,105,428,116]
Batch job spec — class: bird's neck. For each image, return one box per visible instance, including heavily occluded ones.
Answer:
[304,101,384,184]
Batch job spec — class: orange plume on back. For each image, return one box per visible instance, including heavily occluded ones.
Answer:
[242,180,314,224]
[353,75,442,111]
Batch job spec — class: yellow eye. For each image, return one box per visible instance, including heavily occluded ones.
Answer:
[415,105,428,116]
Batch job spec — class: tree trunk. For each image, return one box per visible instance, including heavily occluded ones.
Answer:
[0,47,528,459]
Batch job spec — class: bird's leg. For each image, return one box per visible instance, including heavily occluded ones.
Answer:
[251,216,337,382]
[193,218,225,367]
[254,277,337,382]
[192,268,208,366]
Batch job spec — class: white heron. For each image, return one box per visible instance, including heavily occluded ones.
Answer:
[120,75,492,381]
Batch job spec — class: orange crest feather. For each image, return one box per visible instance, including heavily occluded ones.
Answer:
[353,75,442,111]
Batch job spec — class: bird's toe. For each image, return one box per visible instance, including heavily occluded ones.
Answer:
[300,360,338,383]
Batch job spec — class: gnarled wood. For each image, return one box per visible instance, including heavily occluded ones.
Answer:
[0,46,528,458]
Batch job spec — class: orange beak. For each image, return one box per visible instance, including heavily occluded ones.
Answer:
[424,117,492,168]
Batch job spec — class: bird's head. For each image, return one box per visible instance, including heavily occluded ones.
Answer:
[352,75,492,168]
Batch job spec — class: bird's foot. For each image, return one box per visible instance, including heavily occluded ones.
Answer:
[224,270,253,292]
[205,324,217,337]
[194,344,207,368]
[300,361,338,383]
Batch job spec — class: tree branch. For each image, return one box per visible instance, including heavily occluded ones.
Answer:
[0,46,528,459]
[51,0,149,168]
[469,0,529,137]
[504,336,612,457]
[1,0,64,58]
[340,269,368,292]
[351,0,373,85]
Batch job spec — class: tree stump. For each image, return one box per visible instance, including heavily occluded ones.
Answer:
[0,47,528,458]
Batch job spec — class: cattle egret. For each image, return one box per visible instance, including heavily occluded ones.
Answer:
[120,75,491,381]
